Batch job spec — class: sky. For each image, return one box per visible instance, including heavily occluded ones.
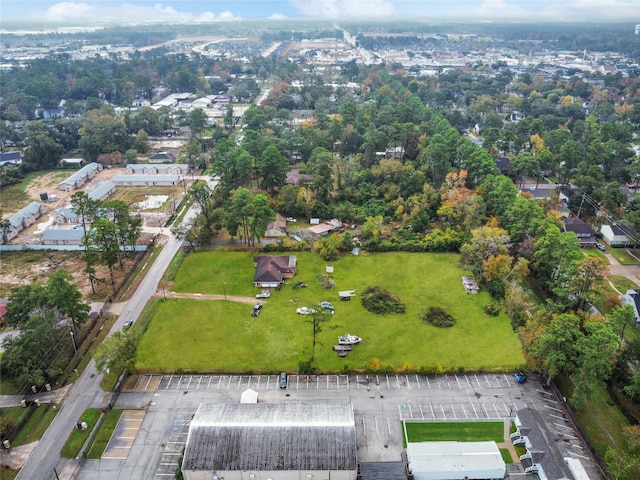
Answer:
[0,0,638,23]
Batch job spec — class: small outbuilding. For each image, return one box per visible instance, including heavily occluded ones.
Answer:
[406,441,506,480]
[601,224,637,247]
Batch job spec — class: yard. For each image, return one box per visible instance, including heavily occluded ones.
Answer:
[404,421,505,443]
[136,251,525,373]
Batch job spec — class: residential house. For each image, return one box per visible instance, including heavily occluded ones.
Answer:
[55,208,81,224]
[87,181,116,201]
[601,224,638,247]
[3,201,47,242]
[148,151,180,163]
[0,151,22,168]
[306,223,336,237]
[622,289,640,323]
[58,162,103,191]
[111,174,179,187]
[285,169,313,185]
[42,228,84,245]
[253,255,297,289]
[264,213,287,238]
[126,164,189,175]
[563,217,597,248]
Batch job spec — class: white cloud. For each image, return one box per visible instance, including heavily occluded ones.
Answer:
[455,0,639,20]
[268,13,289,20]
[41,2,238,21]
[291,0,396,18]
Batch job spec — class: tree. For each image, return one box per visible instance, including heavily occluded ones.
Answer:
[565,257,609,312]
[94,329,139,376]
[529,313,583,386]
[459,221,510,279]
[23,122,63,169]
[4,271,88,328]
[70,191,99,235]
[133,129,149,153]
[572,321,620,400]
[608,304,636,340]
[605,447,640,480]
[248,193,275,246]
[534,224,582,298]
[305,304,332,363]
[258,145,287,193]
[78,110,130,162]
[85,218,121,295]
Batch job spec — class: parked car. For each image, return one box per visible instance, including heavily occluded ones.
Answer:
[514,371,528,384]
[596,243,606,252]
[296,306,315,315]
[286,217,297,222]
[251,304,263,317]
[256,292,270,299]
[279,371,288,389]
[320,301,335,313]
[123,320,133,328]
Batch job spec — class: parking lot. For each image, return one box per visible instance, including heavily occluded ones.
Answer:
[74,373,602,480]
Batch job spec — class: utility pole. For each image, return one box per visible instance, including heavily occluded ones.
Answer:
[577,192,586,218]
[70,329,78,356]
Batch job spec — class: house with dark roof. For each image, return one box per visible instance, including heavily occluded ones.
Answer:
[563,217,597,248]
[253,255,297,288]
[622,289,640,323]
[149,151,180,163]
[0,151,22,168]
[601,224,638,247]
[181,402,357,480]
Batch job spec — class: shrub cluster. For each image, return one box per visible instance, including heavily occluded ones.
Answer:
[421,306,456,327]
[483,303,501,316]
[361,286,405,314]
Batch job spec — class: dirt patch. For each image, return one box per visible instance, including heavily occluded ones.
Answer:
[0,249,147,300]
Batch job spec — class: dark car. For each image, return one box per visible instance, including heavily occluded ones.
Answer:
[514,371,528,384]
[279,371,288,389]
[251,304,263,317]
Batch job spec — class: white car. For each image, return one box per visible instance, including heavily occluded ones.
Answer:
[286,217,297,222]
[256,292,270,299]
[296,307,315,315]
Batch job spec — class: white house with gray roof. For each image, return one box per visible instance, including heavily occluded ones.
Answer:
[42,228,84,245]
[3,202,46,243]
[87,181,116,201]
[112,174,179,187]
[125,164,189,175]
[58,162,103,191]
[182,402,357,480]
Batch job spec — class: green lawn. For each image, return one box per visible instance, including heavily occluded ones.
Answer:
[500,448,514,464]
[9,404,59,447]
[556,376,630,457]
[404,421,505,442]
[62,409,101,458]
[86,409,124,459]
[137,251,525,373]
[608,247,640,266]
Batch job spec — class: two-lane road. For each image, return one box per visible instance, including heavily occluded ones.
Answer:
[16,207,199,480]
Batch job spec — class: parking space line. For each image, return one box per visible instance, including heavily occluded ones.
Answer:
[452,404,457,419]
[461,404,467,419]
[484,375,492,388]
[166,375,173,388]
[470,402,478,418]
[549,413,568,421]
[425,376,430,388]
[217,376,222,389]
[553,422,574,430]
[429,404,435,418]
[503,373,511,385]
[440,404,445,418]
[544,405,563,412]
[537,388,554,396]
[387,418,392,435]
[226,376,231,389]
[374,417,379,436]
[493,404,500,417]
[418,404,424,419]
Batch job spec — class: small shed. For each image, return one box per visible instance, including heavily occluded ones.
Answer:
[462,276,479,294]
[339,290,356,301]
[240,389,258,404]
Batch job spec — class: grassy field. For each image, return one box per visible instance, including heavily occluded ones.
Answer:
[137,251,525,373]
[404,421,505,442]
[1,404,60,447]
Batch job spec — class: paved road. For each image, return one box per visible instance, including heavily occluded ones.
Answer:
[15,206,200,480]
